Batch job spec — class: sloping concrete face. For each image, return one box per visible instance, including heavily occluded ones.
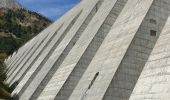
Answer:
[69,0,156,99]
[5,21,63,86]
[4,0,170,100]
[12,5,82,98]
[102,0,170,99]
[37,0,128,100]
[15,0,103,99]
[129,12,170,100]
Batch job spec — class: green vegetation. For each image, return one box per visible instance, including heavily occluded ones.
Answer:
[0,53,11,99]
[0,8,52,55]
[0,8,52,99]
[0,37,22,55]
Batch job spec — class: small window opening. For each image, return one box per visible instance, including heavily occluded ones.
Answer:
[88,72,99,89]
[150,19,157,24]
[95,4,99,11]
[73,42,76,45]
[95,0,102,11]
[81,72,99,100]
[150,30,157,36]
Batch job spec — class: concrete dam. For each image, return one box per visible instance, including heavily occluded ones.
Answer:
[4,0,170,99]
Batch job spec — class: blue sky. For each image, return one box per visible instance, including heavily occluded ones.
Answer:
[17,0,80,21]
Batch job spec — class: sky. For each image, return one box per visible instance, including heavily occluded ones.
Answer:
[17,0,80,21]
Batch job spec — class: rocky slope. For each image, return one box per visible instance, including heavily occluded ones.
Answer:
[0,0,52,99]
[0,8,52,55]
[0,0,22,9]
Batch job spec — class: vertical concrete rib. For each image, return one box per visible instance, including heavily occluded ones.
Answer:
[6,49,27,72]
[6,41,38,77]
[6,41,39,79]
[17,11,82,100]
[103,0,170,99]
[7,16,68,85]
[6,33,49,85]
[17,1,98,99]
[8,24,63,86]
[6,50,23,70]
[6,32,41,70]
[5,28,49,76]
[37,0,127,99]
[6,50,28,74]
[12,4,82,98]
[6,44,28,68]
[7,15,63,85]
[56,0,128,99]
[129,3,170,100]
[6,0,170,99]
[69,0,155,100]
[6,39,36,73]
[30,0,103,99]
[6,18,54,71]
[6,41,38,76]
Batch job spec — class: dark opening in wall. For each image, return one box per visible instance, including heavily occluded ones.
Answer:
[81,72,100,100]
[150,19,157,24]
[150,30,157,36]
[88,72,99,89]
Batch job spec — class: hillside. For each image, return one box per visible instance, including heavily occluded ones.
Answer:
[0,8,52,56]
[0,2,52,99]
[0,0,21,9]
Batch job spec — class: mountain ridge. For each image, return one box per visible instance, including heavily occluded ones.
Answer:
[0,1,52,99]
[0,8,52,55]
[0,0,22,9]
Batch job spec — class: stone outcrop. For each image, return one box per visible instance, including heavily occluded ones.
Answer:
[0,0,21,9]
